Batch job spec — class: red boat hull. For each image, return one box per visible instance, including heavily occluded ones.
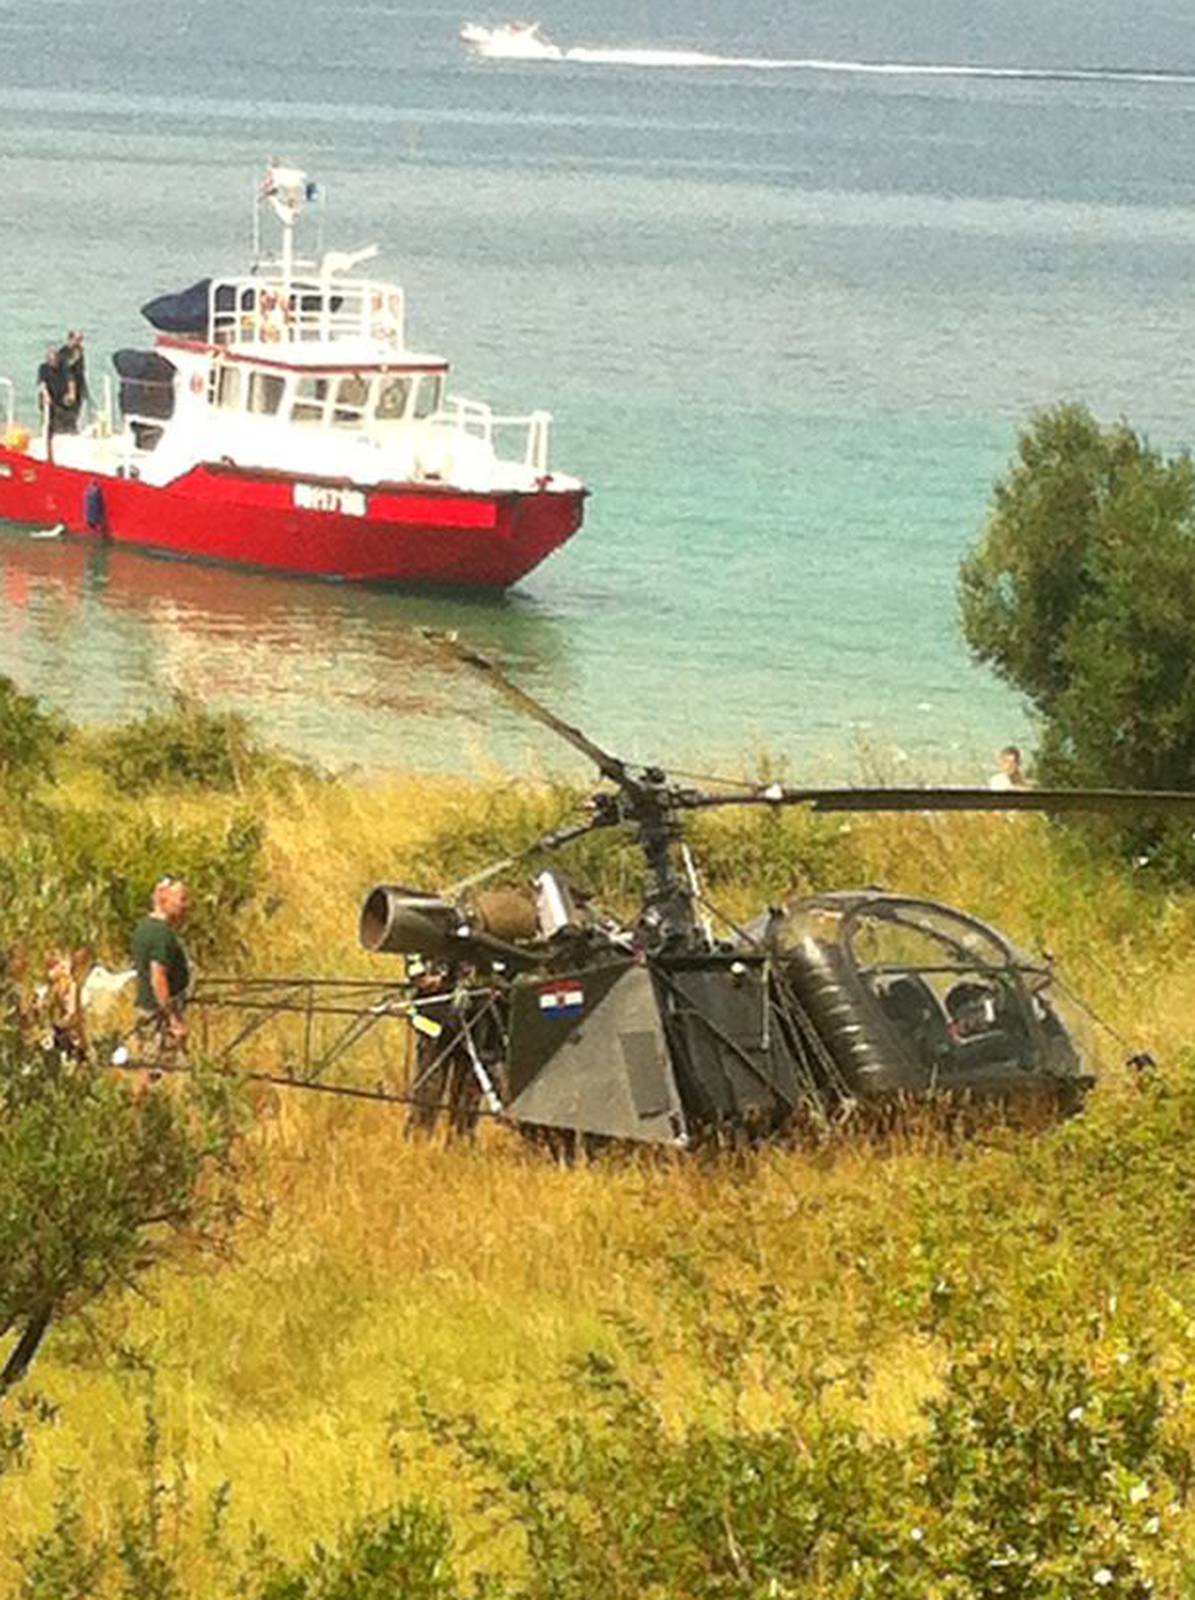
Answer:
[0,450,585,587]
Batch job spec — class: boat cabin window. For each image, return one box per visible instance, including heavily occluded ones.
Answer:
[376,375,412,421]
[292,376,330,425]
[412,374,444,420]
[213,365,242,410]
[248,371,285,417]
[333,373,371,428]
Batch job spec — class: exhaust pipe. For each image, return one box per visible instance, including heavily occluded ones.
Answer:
[359,885,461,957]
[359,883,547,970]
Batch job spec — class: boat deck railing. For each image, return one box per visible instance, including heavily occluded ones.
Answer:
[435,398,553,476]
[209,275,407,351]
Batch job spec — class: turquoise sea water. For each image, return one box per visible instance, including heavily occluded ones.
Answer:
[2,0,1194,777]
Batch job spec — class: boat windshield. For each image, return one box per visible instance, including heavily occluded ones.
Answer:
[292,376,330,424]
[376,375,412,420]
[413,374,443,419]
[333,374,370,427]
[248,371,285,416]
[206,362,447,430]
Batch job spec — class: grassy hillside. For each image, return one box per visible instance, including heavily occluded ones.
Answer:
[3,705,1195,1597]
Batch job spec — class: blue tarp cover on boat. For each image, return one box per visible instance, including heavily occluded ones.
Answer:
[113,348,176,419]
[140,279,341,336]
[140,279,231,335]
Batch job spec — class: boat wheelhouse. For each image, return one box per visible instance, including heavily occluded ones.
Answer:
[0,166,587,587]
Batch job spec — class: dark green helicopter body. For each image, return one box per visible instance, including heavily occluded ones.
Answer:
[356,636,1193,1148]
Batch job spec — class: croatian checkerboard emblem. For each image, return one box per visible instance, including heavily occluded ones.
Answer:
[537,981,585,1018]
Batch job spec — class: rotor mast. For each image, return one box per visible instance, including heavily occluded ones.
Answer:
[622,767,700,948]
[424,633,706,950]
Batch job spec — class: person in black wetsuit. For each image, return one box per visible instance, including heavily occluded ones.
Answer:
[36,347,70,460]
[37,346,69,424]
[56,331,90,433]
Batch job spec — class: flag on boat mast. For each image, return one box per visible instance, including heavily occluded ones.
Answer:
[261,163,319,224]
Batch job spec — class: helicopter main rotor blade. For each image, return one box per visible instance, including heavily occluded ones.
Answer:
[679,786,1195,815]
[423,631,632,788]
[439,816,606,899]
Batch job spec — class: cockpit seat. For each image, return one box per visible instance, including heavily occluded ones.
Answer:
[874,974,951,1066]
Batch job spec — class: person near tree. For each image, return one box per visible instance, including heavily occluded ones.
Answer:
[131,876,193,1050]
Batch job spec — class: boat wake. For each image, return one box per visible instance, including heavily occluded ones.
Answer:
[460,23,1195,86]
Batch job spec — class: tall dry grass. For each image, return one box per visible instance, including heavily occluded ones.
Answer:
[3,763,1195,1592]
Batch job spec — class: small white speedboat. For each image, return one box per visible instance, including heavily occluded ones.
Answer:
[460,21,564,60]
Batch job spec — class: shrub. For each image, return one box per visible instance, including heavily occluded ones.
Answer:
[0,676,62,791]
[387,779,861,925]
[917,1337,1185,1598]
[0,805,264,966]
[413,1327,1190,1600]
[247,1504,460,1600]
[89,694,288,795]
[687,804,862,906]
[17,1495,104,1599]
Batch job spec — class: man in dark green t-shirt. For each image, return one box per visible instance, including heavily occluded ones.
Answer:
[131,877,192,1046]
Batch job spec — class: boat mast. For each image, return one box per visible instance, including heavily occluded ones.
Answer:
[260,164,313,295]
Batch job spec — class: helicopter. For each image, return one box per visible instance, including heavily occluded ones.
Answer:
[349,633,1195,1149]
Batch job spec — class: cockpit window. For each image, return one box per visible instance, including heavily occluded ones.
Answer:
[412,374,444,420]
[333,373,371,428]
[376,376,412,421]
[847,904,1010,976]
[214,365,242,410]
[292,376,330,425]
[247,371,285,417]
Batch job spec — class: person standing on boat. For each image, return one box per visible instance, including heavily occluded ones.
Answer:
[56,330,90,432]
[36,346,69,460]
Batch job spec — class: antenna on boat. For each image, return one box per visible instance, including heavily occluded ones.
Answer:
[319,243,380,278]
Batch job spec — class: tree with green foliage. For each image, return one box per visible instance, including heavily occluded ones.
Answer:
[0,675,62,790]
[960,403,1195,865]
[0,1018,244,1439]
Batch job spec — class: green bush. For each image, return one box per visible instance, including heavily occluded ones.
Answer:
[89,695,289,796]
[17,1496,104,1600]
[396,781,646,908]
[0,677,62,790]
[11,1326,1189,1598]
[391,780,859,922]
[16,1491,459,1600]
[410,1328,1188,1600]
[687,805,862,904]
[247,1505,460,1600]
[918,1338,1181,1598]
[0,805,263,967]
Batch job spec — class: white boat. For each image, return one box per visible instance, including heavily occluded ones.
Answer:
[460,21,564,61]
